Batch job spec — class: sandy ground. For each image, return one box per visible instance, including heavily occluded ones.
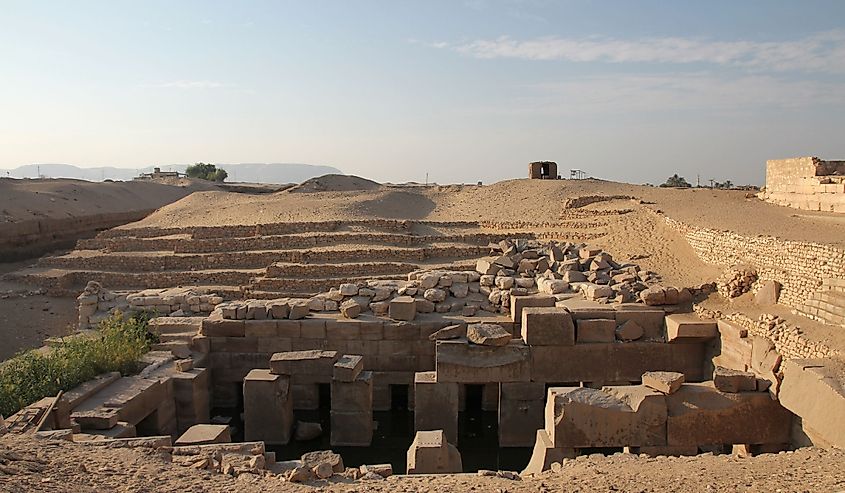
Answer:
[0,177,217,225]
[126,177,845,248]
[0,260,77,361]
[1,434,843,493]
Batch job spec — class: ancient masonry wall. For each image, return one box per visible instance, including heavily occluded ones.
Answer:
[662,215,845,310]
[761,157,845,213]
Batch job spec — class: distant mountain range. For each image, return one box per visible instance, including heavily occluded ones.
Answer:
[1,163,344,184]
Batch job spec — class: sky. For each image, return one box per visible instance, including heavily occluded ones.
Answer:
[1,1,844,185]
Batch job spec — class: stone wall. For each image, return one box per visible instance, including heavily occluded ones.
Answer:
[663,215,845,310]
[762,157,845,213]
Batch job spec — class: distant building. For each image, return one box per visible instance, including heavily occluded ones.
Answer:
[135,167,183,180]
[528,161,558,180]
[761,157,845,213]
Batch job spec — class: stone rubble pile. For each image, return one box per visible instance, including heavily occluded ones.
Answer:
[77,281,222,329]
[717,265,758,299]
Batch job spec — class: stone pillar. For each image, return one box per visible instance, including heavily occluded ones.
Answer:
[172,368,210,435]
[521,429,576,475]
[406,430,462,474]
[498,382,545,447]
[243,369,293,445]
[330,370,373,446]
[414,371,459,445]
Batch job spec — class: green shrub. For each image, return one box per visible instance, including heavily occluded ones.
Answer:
[0,312,153,417]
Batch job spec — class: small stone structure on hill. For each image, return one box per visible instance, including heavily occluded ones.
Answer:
[528,161,558,180]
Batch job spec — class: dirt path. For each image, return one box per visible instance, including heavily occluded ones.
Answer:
[1,434,843,493]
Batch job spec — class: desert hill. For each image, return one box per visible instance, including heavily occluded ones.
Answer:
[2,162,343,184]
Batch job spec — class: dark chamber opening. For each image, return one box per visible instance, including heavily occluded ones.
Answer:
[213,382,531,474]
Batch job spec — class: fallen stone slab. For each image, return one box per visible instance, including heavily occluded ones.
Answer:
[270,350,339,376]
[665,382,791,447]
[642,371,685,394]
[175,424,231,446]
[78,436,173,449]
[428,324,466,341]
[665,314,717,343]
[172,441,265,456]
[713,366,757,393]
[467,323,511,346]
[779,358,845,449]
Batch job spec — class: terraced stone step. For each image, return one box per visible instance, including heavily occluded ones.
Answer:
[823,278,845,293]
[18,268,262,291]
[98,219,484,240]
[796,289,845,326]
[78,231,526,253]
[38,244,490,272]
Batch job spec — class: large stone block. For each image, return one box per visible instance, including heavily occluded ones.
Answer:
[435,339,530,383]
[713,366,756,393]
[779,358,845,449]
[171,368,210,435]
[389,296,417,321]
[175,424,231,446]
[576,319,616,343]
[521,307,575,346]
[665,382,792,447]
[545,385,667,448]
[665,314,717,343]
[414,371,459,445]
[243,369,294,445]
[269,350,339,376]
[406,430,462,474]
[331,371,373,412]
[530,344,609,383]
[510,294,556,323]
[333,354,364,382]
[613,304,666,341]
[200,318,245,337]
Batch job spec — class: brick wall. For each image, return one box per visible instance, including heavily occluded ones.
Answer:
[663,214,845,311]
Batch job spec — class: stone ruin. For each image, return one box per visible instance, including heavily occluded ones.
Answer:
[5,235,843,483]
[761,156,845,213]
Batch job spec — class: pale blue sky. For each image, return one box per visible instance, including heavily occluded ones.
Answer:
[1,1,844,185]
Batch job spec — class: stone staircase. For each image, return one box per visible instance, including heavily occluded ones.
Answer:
[795,278,845,327]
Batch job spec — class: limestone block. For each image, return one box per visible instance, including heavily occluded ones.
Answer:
[530,344,609,383]
[521,307,575,346]
[200,318,245,337]
[557,299,615,320]
[414,371,459,445]
[288,301,310,320]
[545,385,667,448]
[333,355,364,382]
[406,430,462,474]
[521,429,577,475]
[754,280,781,306]
[340,300,361,319]
[642,371,684,394]
[270,350,339,376]
[246,300,268,320]
[429,324,466,341]
[175,424,231,446]
[331,371,373,412]
[301,450,344,473]
[665,382,792,447]
[389,296,417,321]
[665,314,717,343]
[713,366,756,393]
[779,358,845,449]
[616,320,644,342]
[576,319,615,343]
[171,368,210,434]
[466,323,511,346]
[613,304,666,340]
[510,294,556,323]
[243,369,293,438]
[436,339,530,383]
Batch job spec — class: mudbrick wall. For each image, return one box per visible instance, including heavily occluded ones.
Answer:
[663,215,845,310]
[0,210,152,261]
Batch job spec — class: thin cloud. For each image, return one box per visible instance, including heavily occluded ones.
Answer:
[460,73,845,117]
[434,30,845,72]
[143,80,230,89]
